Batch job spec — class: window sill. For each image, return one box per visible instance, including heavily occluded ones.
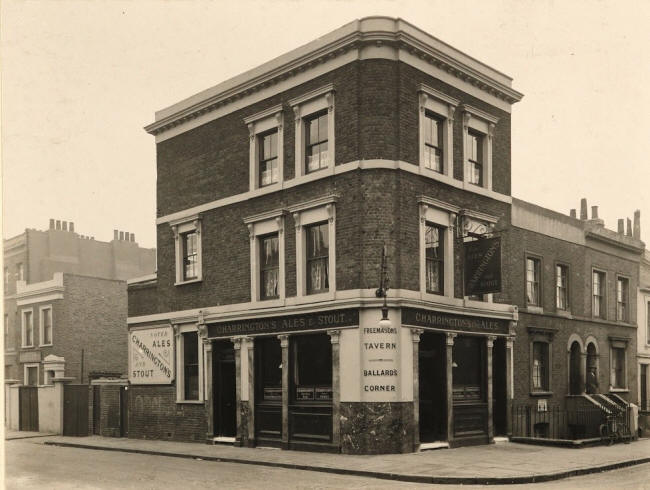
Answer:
[175,278,202,287]
[555,309,572,318]
[176,399,204,405]
[530,391,553,397]
[609,389,629,393]
[20,345,36,350]
[39,343,53,347]
[524,306,544,314]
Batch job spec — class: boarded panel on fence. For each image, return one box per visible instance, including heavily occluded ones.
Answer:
[19,387,39,432]
[63,385,89,436]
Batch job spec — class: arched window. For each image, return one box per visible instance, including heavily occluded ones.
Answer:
[586,342,599,394]
[569,341,582,395]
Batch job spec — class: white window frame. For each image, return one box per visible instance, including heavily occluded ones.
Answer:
[418,198,458,299]
[609,337,628,391]
[418,84,459,177]
[21,308,34,348]
[289,84,335,179]
[592,268,607,319]
[244,105,284,191]
[171,215,203,286]
[462,104,498,191]
[615,274,630,323]
[175,324,204,403]
[39,305,53,346]
[289,195,337,301]
[244,209,286,305]
[24,363,39,386]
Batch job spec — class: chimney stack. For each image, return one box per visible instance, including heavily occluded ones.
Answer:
[627,218,632,237]
[130,233,135,242]
[570,209,576,218]
[618,219,625,234]
[62,221,68,231]
[119,231,125,241]
[49,219,55,230]
[55,220,61,230]
[591,206,598,219]
[113,229,118,240]
[580,198,588,220]
[634,210,641,240]
[69,222,74,233]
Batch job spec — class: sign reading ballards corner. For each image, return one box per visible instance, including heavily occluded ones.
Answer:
[401,307,509,335]
[464,236,502,295]
[129,326,174,384]
[208,309,359,337]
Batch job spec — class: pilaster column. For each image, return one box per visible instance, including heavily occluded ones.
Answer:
[204,339,214,441]
[327,329,341,448]
[446,332,457,444]
[231,337,243,445]
[486,336,496,443]
[279,334,290,449]
[411,328,424,450]
[506,336,514,437]
[246,337,255,447]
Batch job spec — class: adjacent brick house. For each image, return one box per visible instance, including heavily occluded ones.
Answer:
[4,220,156,384]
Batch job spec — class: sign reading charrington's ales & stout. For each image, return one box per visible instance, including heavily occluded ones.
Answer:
[207,308,359,338]
[402,307,509,335]
[129,326,174,384]
[464,236,502,295]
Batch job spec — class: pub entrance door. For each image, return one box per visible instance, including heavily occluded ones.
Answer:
[452,335,488,446]
[419,332,447,442]
[255,336,283,447]
[213,340,236,438]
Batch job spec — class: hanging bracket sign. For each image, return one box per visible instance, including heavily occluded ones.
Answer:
[464,236,502,295]
[129,326,174,384]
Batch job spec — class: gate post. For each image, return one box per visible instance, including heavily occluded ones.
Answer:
[5,379,20,430]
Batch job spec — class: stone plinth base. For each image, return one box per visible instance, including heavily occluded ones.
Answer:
[340,402,414,454]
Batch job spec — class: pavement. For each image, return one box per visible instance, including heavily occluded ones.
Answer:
[6,431,650,485]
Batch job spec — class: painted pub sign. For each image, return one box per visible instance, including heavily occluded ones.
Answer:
[464,236,502,295]
[129,326,174,384]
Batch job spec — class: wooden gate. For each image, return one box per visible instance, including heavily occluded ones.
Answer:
[92,386,101,435]
[63,384,89,436]
[19,386,39,432]
[119,386,129,437]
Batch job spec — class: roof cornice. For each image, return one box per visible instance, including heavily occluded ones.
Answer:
[585,230,645,254]
[145,17,523,137]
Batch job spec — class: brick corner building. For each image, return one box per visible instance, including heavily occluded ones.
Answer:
[127,17,644,453]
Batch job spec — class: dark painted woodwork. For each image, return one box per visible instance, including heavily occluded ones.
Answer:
[63,384,89,436]
[19,386,39,432]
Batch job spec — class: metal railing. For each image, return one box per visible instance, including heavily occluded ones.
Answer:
[512,405,603,440]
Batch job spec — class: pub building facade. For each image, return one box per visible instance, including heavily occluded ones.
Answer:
[127,17,524,453]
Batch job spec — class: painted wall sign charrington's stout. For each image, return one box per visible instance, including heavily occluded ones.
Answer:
[401,307,510,335]
[129,326,174,384]
[207,308,359,337]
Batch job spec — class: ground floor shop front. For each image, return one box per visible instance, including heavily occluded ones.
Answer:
[128,304,516,454]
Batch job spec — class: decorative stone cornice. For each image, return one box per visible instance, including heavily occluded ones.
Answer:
[145,17,523,138]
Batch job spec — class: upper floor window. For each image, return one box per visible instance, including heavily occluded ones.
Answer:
[290,197,336,299]
[466,130,484,186]
[171,216,202,285]
[305,111,329,173]
[306,222,329,295]
[181,232,198,281]
[555,264,569,310]
[425,223,444,294]
[245,105,283,191]
[289,85,335,179]
[260,234,280,300]
[4,314,8,346]
[259,130,279,187]
[245,210,286,303]
[22,309,34,348]
[526,257,541,306]
[4,267,8,287]
[593,270,606,318]
[17,262,24,281]
[616,276,629,322]
[40,306,53,346]
[424,113,444,173]
[462,105,498,190]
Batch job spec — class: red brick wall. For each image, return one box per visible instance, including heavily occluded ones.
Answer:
[128,385,206,442]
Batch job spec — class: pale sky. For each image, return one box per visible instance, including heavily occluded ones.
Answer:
[2,0,649,248]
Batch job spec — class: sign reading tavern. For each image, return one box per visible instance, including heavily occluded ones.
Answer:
[208,308,359,337]
[402,307,509,335]
[464,236,502,295]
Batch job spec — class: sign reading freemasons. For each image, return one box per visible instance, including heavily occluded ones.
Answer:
[464,236,502,295]
[129,326,174,384]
